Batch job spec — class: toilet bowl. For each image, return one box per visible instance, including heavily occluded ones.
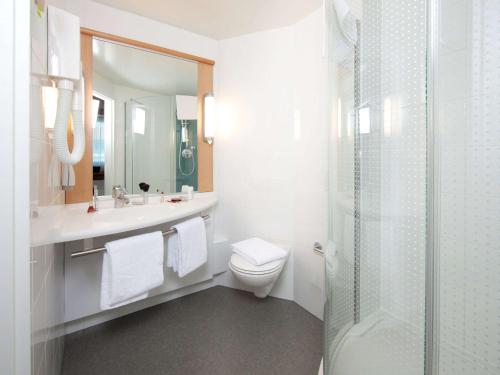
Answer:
[228,250,288,298]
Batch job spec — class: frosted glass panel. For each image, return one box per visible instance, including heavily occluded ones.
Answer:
[358,0,427,372]
[323,2,356,371]
[437,0,500,374]
[325,0,427,374]
[325,61,356,368]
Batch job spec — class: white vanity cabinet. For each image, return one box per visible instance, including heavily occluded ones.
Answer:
[31,193,218,330]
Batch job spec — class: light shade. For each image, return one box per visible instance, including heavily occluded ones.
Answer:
[203,94,215,144]
[176,95,198,120]
[42,85,58,129]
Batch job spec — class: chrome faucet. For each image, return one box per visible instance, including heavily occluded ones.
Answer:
[112,185,130,208]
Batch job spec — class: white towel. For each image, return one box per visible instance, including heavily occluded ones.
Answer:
[328,0,358,67]
[333,0,357,44]
[231,238,287,266]
[167,233,179,272]
[167,217,207,278]
[100,232,164,310]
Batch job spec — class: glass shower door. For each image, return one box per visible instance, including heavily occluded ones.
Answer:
[435,1,500,373]
[324,0,428,374]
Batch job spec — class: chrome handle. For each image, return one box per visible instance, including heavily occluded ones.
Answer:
[313,242,324,256]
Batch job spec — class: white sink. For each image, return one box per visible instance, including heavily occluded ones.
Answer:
[31,192,218,247]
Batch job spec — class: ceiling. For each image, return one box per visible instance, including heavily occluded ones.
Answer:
[93,39,198,96]
[93,0,323,40]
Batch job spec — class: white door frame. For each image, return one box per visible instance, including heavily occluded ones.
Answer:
[0,1,31,374]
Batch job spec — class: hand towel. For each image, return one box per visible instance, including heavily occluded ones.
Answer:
[167,217,207,278]
[231,238,287,266]
[100,231,164,310]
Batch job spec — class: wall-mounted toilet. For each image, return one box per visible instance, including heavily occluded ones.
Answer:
[228,238,289,298]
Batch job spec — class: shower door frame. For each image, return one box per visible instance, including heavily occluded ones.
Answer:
[424,0,439,374]
[326,20,362,365]
[353,20,362,326]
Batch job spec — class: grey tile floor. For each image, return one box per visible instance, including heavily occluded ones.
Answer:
[61,286,323,375]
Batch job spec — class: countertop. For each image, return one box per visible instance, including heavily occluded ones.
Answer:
[31,192,218,247]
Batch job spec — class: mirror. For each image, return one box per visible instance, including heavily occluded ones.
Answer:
[92,38,199,196]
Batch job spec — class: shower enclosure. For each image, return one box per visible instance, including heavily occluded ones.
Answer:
[125,96,177,194]
[323,1,500,374]
[175,119,198,191]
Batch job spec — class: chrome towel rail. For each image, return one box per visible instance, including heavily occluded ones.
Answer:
[70,214,210,258]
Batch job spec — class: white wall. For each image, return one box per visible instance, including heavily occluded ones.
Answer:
[30,3,67,375]
[213,23,297,301]
[215,8,328,318]
[291,9,329,319]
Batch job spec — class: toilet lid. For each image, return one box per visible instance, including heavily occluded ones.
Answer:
[230,253,283,274]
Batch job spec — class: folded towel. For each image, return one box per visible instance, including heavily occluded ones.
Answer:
[327,0,358,67]
[231,238,287,266]
[100,231,164,310]
[333,0,357,44]
[167,217,207,278]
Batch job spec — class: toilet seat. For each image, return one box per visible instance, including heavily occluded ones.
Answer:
[229,253,283,275]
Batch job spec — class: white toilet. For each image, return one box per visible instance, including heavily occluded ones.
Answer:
[228,241,288,298]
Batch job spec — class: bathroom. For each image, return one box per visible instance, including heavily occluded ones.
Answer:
[1,0,498,374]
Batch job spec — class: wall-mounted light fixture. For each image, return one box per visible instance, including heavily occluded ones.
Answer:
[203,94,215,144]
[42,83,58,129]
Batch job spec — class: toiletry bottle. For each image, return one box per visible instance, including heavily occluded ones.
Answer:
[87,201,96,213]
[182,185,194,200]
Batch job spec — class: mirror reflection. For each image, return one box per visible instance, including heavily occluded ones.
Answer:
[92,38,198,196]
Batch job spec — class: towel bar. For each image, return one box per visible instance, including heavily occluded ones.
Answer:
[70,214,210,258]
